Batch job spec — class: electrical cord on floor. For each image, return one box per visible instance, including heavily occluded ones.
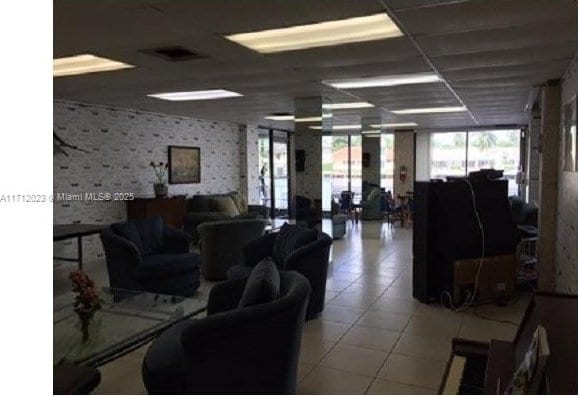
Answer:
[441,178,485,312]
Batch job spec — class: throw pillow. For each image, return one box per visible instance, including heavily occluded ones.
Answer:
[237,258,280,308]
[272,224,317,266]
[209,196,240,217]
[229,192,249,215]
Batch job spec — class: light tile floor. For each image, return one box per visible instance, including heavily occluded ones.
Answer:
[53,220,530,394]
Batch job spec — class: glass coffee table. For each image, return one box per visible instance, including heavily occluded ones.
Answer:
[54,287,208,367]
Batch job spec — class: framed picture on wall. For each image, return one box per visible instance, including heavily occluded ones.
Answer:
[168,146,200,184]
[562,95,577,172]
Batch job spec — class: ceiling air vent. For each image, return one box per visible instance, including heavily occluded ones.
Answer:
[141,46,207,62]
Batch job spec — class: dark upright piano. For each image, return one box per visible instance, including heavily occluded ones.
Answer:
[440,292,578,394]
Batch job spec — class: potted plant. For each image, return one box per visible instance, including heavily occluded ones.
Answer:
[70,271,102,342]
[150,161,169,198]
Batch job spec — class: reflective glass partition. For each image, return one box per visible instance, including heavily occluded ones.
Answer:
[321,134,364,211]
[321,136,333,211]
[381,133,395,194]
[350,135,362,201]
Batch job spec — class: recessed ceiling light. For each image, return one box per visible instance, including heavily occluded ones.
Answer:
[309,124,362,130]
[323,102,374,110]
[324,72,441,89]
[362,130,381,134]
[53,54,135,77]
[147,89,243,101]
[265,114,295,121]
[370,122,418,128]
[225,13,403,54]
[391,106,467,114]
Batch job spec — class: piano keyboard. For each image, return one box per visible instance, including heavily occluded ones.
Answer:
[442,352,488,394]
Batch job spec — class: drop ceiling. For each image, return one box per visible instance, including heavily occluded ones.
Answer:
[53,0,578,130]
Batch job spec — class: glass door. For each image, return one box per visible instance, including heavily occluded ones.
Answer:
[258,131,271,210]
[272,131,289,218]
[259,128,290,219]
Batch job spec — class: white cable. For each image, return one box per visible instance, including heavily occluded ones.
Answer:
[441,179,485,312]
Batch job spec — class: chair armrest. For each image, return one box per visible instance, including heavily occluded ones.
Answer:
[206,277,248,315]
[183,212,231,240]
[285,235,332,277]
[242,232,277,267]
[180,283,308,394]
[100,229,142,268]
[248,205,270,218]
[162,225,191,254]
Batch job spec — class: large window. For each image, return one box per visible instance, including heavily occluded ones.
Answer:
[381,134,395,194]
[430,132,467,179]
[350,135,362,199]
[429,129,521,196]
[467,130,520,196]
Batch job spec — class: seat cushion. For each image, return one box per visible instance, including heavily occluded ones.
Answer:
[210,196,240,217]
[237,258,280,308]
[112,217,164,256]
[137,253,200,281]
[272,224,317,266]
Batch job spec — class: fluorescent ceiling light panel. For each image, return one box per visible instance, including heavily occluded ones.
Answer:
[323,102,374,110]
[265,115,295,121]
[53,54,134,77]
[310,124,362,130]
[225,13,403,53]
[362,130,381,134]
[325,72,440,89]
[370,122,418,128]
[391,106,467,114]
[147,89,242,101]
[294,114,333,123]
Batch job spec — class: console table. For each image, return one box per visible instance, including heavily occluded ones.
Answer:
[127,196,187,228]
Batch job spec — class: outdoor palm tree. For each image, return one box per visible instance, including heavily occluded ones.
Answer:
[472,132,498,151]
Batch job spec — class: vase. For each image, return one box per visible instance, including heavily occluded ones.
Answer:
[153,183,168,198]
[76,309,96,343]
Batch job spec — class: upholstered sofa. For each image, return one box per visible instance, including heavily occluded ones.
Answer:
[142,270,310,394]
[197,218,267,280]
[100,217,200,296]
[228,224,332,319]
[183,191,269,242]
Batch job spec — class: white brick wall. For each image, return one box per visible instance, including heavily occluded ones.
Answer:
[53,100,250,263]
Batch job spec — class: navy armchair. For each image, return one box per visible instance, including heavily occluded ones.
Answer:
[100,217,200,296]
[229,224,332,319]
[142,271,310,394]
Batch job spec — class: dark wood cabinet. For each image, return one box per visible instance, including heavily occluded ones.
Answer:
[127,196,187,228]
